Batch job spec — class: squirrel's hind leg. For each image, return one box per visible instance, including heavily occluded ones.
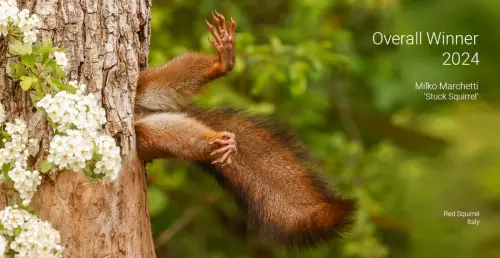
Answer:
[135,112,236,165]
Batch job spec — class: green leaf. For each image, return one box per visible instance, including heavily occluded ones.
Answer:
[30,92,42,105]
[40,160,55,173]
[47,119,56,128]
[8,62,26,80]
[34,81,44,97]
[61,83,77,94]
[47,77,63,92]
[38,40,54,55]
[19,76,38,91]
[93,153,103,161]
[42,84,50,95]
[83,162,96,179]
[13,64,26,79]
[53,63,66,78]
[1,131,11,142]
[13,226,21,237]
[94,173,105,180]
[6,249,17,258]
[8,40,32,56]
[2,163,11,181]
[43,60,65,78]
[8,61,16,73]
[2,163,11,174]
[83,166,92,176]
[43,60,57,73]
[21,54,37,69]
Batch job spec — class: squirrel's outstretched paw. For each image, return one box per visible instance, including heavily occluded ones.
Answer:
[205,11,236,74]
[210,132,237,166]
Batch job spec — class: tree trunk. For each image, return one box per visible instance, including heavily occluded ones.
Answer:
[0,0,155,257]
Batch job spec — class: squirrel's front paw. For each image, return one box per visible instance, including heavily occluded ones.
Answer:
[209,131,237,166]
[205,11,236,74]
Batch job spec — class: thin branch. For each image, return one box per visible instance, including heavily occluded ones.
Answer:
[154,195,219,250]
[154,205,203,249]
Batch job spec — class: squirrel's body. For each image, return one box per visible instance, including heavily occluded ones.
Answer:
[134,12,355,248]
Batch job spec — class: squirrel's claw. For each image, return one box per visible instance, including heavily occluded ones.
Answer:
[210,144,235,156]
[229,17,236,35]
[210,132,237,166]
[214,11,227,32]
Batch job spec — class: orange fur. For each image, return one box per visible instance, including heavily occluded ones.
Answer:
[134,12,356,248]
[189,108,356,247]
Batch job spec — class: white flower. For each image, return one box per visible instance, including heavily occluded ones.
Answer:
[36,90,106,132]
[53,51,68,68]
[0,119,31,166]
[45,130,121,181]
[0,119,41,205]
[0,205,64,257]
[0,0,19,36]
[93,134,121,181]
[19,12,40,44]
[35,82,121,181]
[8,164,42,205]
[68,80,87,94]
[0,1,40,43]
[22,28,37,43]
[46,129,92,172]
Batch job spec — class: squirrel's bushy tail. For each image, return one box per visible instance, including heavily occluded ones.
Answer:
[271,198,356,247]
[189,107,356,248]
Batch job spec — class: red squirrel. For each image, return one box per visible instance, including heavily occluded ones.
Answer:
[134,11,356,248]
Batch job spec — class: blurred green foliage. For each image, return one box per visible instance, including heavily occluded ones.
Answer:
[146,0,500,257]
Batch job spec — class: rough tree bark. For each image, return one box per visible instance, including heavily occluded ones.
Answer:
[0,0,156,257]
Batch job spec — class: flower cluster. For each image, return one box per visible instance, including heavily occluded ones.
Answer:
[0,0,40,43]
[36,86,106,132]
[0,205,63,257]
[0,118,41,206]
[9,165,42,205]
[47,130,94,172]
[1,119,33,165]
[37,82,121,181]
[93,134,121,181]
